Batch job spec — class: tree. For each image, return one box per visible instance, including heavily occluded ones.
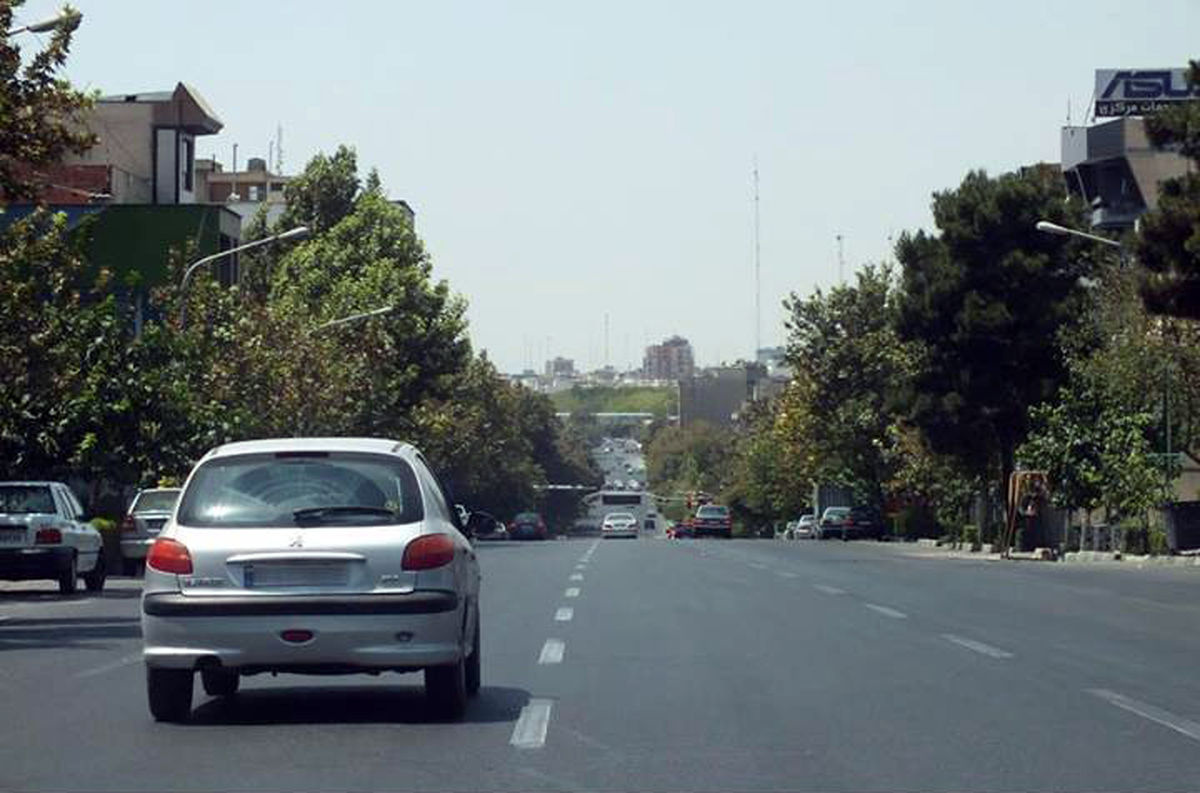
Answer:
[0,1,94,202]
[782,264,913,507]
[1136,60,1200,319]
[645,421,734,518]
[895,164,1093,499]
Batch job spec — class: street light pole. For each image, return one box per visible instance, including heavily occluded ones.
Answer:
[179,225,309,328]
[5,9,82,36]
[1034,220,1122,250]
[311,305,397,333]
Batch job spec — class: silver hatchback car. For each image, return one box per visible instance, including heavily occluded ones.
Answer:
[141,438,481,722]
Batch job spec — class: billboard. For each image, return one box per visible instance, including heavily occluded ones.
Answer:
[1095,69,1200,117]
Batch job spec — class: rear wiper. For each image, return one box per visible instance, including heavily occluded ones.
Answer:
[293,506,396,522]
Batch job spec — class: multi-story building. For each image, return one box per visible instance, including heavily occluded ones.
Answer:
[197,155,291,229]
[1060,69,1197,230]
[643,336,695,381]
[678,363,769,428]
[545,357,576,378]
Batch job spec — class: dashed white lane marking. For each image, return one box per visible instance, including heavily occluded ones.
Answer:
[812,584,846,595]
[564,587,581,598]
[538,639,566,665]
[776,571,799,579]
[574,564,587,570]
[555,607,574,622]
[569,573,583,581]
[942,634,1013,659]
[74,652,141,679]
[1089,689,1200,743]
[511,699,554,749]
[864,603,908,619]
[748,562,768,570]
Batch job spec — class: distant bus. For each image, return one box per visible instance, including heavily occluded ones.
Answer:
[581,490,658,533]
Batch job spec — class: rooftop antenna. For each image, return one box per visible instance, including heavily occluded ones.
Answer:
[753,156,761,358]
[836,233,845,284]
[604,313,610,369]
[275,123,284,173]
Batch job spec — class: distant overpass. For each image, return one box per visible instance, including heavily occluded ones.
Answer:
[554,412,678,424]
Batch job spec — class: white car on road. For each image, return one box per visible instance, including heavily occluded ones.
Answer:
[601,511,638,539]
[140,438,482,722]
[0,481,106,594]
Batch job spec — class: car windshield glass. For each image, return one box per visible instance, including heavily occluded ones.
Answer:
[177,453,423,528]
[133,490,179,513]
[825,508,850,517]
[514,512,539,522]
[697,506,728,517]
[0,485,55,514]
[606,513,634,521]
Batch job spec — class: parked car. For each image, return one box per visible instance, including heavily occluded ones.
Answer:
[0,481,106,594]
[140,437,482,722]
[508,511,548,541]
[691,504,732,538]
[817,507,852,539]
[120,488,181,575]
[795,514,817,538]
[601,511,638,539]
[817,506,880,540]
[469,510,508,540]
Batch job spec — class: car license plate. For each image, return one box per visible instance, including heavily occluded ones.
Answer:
[0,528,25,545]
[145,519,166,533]
[244,562,349,588]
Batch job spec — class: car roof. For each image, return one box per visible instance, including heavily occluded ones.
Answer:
[135,487,181,495]
[0,481,65,487]
[203,437,416,461]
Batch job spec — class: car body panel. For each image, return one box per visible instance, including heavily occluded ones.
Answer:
[0,482,102,581]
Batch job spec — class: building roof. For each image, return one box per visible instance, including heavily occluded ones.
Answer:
[98,82,223,135]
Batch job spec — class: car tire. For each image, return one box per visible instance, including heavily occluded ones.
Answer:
[426,658,467,720]
[58,553,77,595]
[147,667,193,722]
[465,616,481,698]
[84,551,106,593]
[201,668,239,698]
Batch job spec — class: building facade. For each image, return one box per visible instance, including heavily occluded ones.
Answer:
[643,336,695,381]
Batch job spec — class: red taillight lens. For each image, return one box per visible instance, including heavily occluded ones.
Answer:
[402,534,456,570]
[146,537,193,574]
[120,515,136,533]
[35,527,62,544]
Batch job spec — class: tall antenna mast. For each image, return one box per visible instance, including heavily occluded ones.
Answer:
[276,123,284,173]
[836,234,845,284]
[604,313,610,369]
[753,156,761,359]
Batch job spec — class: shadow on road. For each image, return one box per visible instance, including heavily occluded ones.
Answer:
[0,615,141,651]
[0,586,141,602]
[189,683,532,726]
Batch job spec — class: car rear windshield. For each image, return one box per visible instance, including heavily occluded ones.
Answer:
[697,505,729,517]
[177,453,424,528]
[514,512,540,522]
[0,485,54,514]
[132,490,180,513]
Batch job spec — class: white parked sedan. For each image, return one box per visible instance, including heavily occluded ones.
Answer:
[0,481,106,593]
[601,511,638,539]
[140,438,481,722]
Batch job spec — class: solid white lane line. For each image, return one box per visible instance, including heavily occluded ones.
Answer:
[942,634,1013,659]
[538,639,566,665]
[569,573,583,581]
[74,652,141,679]
[564,587,581,598]
[812,584,846,595]
[555,607,574,622]
[864,603,908,619]
[1089,689,1200,742]
[510,699,555,749]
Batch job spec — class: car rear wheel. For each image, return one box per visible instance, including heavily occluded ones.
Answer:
[147,667,193,722]
[465,617,481,697]
[83,551,106,593]
[58,553,77,594]
[201,668,239,698]
[426,658,467,720]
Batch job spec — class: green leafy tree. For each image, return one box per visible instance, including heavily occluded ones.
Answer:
[1137,60,1200,318]
[895,164,1093,495]
[0,1,94,202]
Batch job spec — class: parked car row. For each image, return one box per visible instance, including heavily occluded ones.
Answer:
[783,507,884,540]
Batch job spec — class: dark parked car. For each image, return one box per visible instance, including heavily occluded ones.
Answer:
[691,504,732,538]
[817,506,881,540]
[508,511,548,540]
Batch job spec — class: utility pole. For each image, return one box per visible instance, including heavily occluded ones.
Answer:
[836,234,845,284]
[753,157,761,359]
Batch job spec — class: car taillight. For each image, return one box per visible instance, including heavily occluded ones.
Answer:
[35,527,62,544]
[402,534,456,570]
[120,515,137,533]
[146,537,193,574]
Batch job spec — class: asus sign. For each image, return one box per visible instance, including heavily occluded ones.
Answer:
[1095,69,1200,117]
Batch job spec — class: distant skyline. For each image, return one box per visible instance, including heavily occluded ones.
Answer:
[19,0,1199,372]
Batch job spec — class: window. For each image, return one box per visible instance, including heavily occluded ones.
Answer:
[177,452,424,528]
[414,455,454,525]
[132,490,180,513]
[182,137,194,191]
[1,485,56,514]
[248,184,260,201]
[269,181,284,193]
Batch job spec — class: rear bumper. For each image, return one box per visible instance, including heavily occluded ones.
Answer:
[142,591,466,671]
[602,528,637,539]
[0,547,73,579]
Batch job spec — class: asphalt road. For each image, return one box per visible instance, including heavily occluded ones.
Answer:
[4,537,1200,792]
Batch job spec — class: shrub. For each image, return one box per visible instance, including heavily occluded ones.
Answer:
[963,524,981,550]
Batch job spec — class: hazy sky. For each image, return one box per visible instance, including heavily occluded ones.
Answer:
[16,0,1200,372]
